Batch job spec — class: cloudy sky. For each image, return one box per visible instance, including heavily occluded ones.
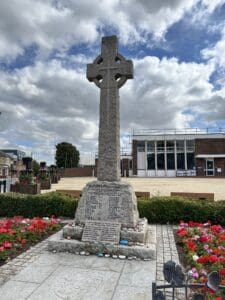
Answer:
[0,0,225,165]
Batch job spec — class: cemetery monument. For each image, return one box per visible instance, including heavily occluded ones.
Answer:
[48,36,156,259]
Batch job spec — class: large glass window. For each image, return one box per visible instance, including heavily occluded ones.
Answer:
[147,141,154,153]
[147,153,155,170]
[157,153,165,170]
[187,153,195,169]
[137,141,145,152]
[166,141,174,153]
[186,140,195,152]
[177,153,185,169]
[167,153,175,170]
[157,141,164,153]
[176,140,184,152]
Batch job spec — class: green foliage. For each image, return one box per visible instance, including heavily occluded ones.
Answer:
[138,196,225,225]
[32,159,40,176]
[38,171,48,180]
[19,171,33,185]
[0,192,78,218]
[55,142,80,168]
[1,194,225,225]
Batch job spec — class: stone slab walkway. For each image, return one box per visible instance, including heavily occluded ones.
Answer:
[0,225,182,300]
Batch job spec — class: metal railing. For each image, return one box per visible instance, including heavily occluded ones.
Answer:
[152,260,225,300]
[133,127,225,136]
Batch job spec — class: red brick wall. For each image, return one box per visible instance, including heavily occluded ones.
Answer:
[62,167,96,177]
[195,138,225,176]
[132,140,138,175]
[214,158,225,176]
[196,158,205,176]
[195,138,225,155]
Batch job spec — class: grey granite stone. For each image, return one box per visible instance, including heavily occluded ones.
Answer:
[87,35,133,182]
[0,280,39,299]
[63,224,83,240]
[121,218,148,243]
[48,225,156,259]
[75,180,139,227]
[28,265,120,300]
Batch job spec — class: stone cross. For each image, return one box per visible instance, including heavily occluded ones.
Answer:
[87,36,133,181]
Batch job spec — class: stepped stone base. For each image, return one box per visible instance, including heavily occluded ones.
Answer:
[48,180,155,259]
[75,181,139,228]
[48,224,156,260]
[63,218,148,244]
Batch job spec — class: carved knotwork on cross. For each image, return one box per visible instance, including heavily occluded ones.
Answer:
[86,36,133,182]
[87,36,133,89]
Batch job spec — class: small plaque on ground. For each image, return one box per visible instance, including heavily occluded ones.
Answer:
[82,220,121,244]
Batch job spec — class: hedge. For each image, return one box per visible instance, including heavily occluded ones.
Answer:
[1,193,225,225]
[0,192,78,218]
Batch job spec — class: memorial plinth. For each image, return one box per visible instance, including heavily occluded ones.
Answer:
[75,181,139,227]
[48,35,156,260]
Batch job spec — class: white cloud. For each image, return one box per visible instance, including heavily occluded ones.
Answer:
[202,26,225,67]
[120,56,218,132]
[1,0,224,62]
[0,0,225,164]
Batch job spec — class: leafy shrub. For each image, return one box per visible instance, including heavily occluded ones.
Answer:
[0,192,78,218]
[138,196,225,225]
[0,193,225,225]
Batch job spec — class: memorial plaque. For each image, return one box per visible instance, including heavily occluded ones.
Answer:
[82,220,121,244]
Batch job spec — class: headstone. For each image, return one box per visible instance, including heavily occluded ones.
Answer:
[22,157,32,170]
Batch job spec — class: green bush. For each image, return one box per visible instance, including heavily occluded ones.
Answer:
[0,192,78,218]
[0,193,225,225]
[138,196,225,225]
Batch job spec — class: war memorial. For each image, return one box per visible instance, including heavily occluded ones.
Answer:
[48,36,156,259]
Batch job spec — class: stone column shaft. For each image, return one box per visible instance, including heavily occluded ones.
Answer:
[97,88,120,181]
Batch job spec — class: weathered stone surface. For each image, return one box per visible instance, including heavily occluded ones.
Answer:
[82,220,121,244]
[48,226,156,260]
[75,180,139,227]
[87,35,133,182]
[63,224,83,240]
[121,218,148,243]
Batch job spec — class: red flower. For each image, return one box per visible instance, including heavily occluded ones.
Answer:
[200,235,209,242]
[0,246,4,252]
[187,240,196,252]
[208,255,218,263]
[2,241,12,249]
[177,228,188,237]
[220,269,225,276]
[0,228,7,233]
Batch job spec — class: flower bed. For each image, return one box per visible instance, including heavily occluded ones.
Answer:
[0,216,61,266]
[177,221,225,299]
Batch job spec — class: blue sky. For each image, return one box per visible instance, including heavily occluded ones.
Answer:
[0,0,225,164]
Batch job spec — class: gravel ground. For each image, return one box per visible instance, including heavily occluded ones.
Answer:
[44,176,225,200]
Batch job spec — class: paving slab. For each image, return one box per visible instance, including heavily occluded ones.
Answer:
[0,224,184,299]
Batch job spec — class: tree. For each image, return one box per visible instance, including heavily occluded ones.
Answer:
[55,142,80,168]
[32,159,40,176]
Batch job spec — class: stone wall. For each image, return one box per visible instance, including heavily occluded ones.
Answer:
[62,166,96,177]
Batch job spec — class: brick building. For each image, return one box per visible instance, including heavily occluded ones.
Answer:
[132,129,225,177]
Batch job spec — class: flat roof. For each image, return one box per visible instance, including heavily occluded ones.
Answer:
[132,128,225,141]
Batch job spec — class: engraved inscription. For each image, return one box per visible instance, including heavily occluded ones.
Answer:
[82,220,121,244]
